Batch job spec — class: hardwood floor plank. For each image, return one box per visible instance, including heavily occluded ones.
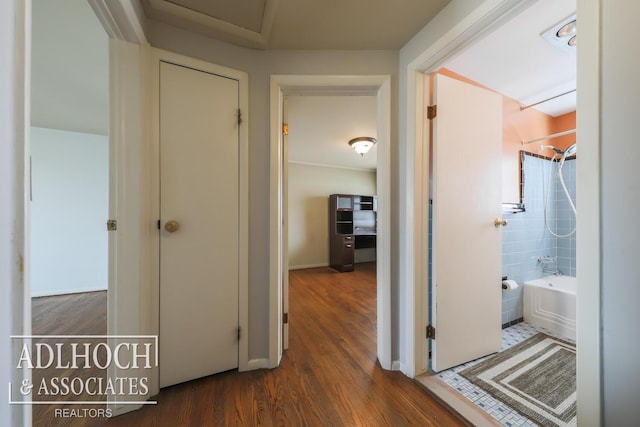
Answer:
[31,265,466,426]
[31,291,108,427]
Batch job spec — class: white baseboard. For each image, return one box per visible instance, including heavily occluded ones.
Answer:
[31,286,107,298]
[246,358,270,370]
[392,360,408,374]
[288,263,328,271]
[289,260,376,271]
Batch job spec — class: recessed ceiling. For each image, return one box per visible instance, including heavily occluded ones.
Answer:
[168,0,266,32]
[142,0,451,49]
[443,0,577,117]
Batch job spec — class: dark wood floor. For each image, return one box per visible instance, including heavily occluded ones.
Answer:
[31,292,108,427]
[32,264,465,426]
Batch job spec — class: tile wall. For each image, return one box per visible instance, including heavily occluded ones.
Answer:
[554,158,577,276]
[501,154,577,324]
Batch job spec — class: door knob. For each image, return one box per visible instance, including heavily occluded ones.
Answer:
[164,220,180,233]
[494,218,508,227]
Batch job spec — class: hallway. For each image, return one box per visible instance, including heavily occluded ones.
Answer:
[34,264,465,426]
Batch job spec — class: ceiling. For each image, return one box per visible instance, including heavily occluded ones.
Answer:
[287,95,378,171]
[141,0,451,49]
[31,0,108,135]
[31,0,577,149]
[444,0,577,117]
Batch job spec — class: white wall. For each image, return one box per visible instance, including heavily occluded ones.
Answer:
[30,127,108,296]
[288,163,376,269]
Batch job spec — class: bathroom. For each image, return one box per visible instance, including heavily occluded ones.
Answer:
[422,1,578,425]
[502,144,577,330]
[427,117,577,426]
[427,74,578,427]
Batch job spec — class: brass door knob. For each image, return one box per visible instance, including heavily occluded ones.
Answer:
[164,220,180,233]
[494,218,508,227]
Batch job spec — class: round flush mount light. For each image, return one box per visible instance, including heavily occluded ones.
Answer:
[348,137,376,156]
[568,35,577,47]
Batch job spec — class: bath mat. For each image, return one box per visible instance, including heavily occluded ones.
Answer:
[459,333,576,427]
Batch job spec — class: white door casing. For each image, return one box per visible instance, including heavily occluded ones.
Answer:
[430,73,503,372]
[282,98,289,350]
[159,60,239,387]
[269,75,392,370]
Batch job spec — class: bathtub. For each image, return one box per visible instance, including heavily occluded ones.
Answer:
[523,275,576,341]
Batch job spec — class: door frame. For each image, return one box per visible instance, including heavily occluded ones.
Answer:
[149,48,250,379]
[403,2,602,424]
[401,0,534,378]
[1,0,30,424]
[269,75,392,369]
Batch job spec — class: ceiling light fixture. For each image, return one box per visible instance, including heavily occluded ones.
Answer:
[556,20,576,38]
[541,14,577,52]
[348,137,376,156]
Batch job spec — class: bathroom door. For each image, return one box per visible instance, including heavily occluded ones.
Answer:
[159,60,239,387]
[430,74,503,372]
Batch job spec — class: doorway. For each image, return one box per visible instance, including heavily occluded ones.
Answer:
[424,0,578,362]
[30,0,109,297]
[415,1,578,424]
[284,93,378,350]
[30,0,110,422]
[270,75,392,369]
[285,93,378,270]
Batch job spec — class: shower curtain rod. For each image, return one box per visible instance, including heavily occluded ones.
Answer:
[520,89,576,111]
[521,128,576,145]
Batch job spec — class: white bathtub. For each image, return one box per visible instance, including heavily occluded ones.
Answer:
[523,275,576,341]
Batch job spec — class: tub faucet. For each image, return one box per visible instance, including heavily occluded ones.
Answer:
[543,266,561,274]
[537,256,561,275]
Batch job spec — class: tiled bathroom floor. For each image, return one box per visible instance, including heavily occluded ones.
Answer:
[435,322,560,427]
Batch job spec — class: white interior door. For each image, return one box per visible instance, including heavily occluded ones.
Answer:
[159,61,239,387]
[430,73,503,372]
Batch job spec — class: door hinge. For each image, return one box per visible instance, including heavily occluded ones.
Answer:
[427,105,437,120]
[106,220,117,231]
[283,312,289,324]
[426,324,436,340]
[282,123,289,135]
[237,326,241,341]
[157,219,161,230]
[237,109,243,126]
